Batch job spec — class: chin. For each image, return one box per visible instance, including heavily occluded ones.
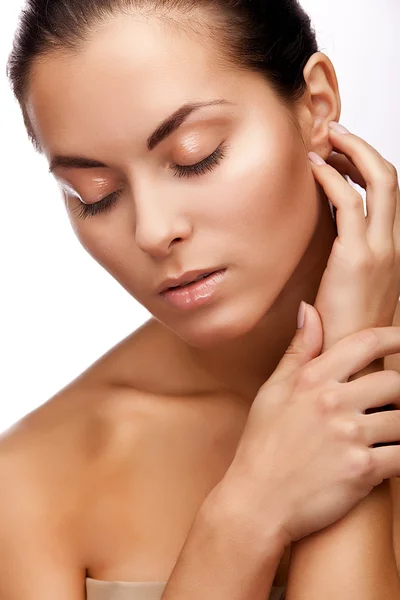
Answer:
[154,293,272,349]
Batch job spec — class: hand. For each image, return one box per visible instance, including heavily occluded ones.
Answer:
[221,305,400,548]
[310,122,400,351]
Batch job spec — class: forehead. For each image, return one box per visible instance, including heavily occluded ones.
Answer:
[25,13,240,159]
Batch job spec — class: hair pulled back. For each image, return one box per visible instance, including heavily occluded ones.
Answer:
[7,0,319,150]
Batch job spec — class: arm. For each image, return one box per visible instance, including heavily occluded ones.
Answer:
[285,307,400,600]
[286,116,400,598]
[386,342,400,573]
[161,483,288,600]
[286,476,400,600]
[0,452,85,600]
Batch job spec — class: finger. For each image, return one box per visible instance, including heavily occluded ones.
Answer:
[326,152,367,189]
[341,369,400,413]
[267,304,323,385]
[370,445,400,480]
[328,123,398,248]
[309,154,367,251]
[326,151,400,257]
[302,327,400,385]
[363,410,400,446]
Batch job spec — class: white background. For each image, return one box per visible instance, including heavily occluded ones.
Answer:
[1,1,399,433]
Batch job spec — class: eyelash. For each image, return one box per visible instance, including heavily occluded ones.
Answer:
[73,143,229,220]
[172,143,228,179]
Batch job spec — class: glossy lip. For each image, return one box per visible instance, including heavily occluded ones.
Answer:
[158,266,227,295]
[160,269,227,312]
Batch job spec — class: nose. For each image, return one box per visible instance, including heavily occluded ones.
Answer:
[134,189,192,258]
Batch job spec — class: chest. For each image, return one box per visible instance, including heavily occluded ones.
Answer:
[81,398,290,586]
[80,363,400,588]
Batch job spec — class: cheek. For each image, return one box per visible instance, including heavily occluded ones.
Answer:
[69,218,140,285]
[208,137,317,255]
[72,218,158,304]
[202,136,320,328]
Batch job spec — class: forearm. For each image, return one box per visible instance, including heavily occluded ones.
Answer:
[161,483,287,600]
[285,361,400,599]
[285,479,400,599]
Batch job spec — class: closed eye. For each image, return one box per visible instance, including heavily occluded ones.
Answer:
[72,143,229,219]
[171,143,228,178]
[72,189,123,220]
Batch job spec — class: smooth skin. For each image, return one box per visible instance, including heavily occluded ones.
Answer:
[1,11,400,599]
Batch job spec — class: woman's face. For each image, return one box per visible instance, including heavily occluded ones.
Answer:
[26,13,323,347]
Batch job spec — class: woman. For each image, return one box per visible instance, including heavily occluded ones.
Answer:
[2,0,400,599]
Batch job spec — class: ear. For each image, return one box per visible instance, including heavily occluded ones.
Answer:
[294,52,342,160]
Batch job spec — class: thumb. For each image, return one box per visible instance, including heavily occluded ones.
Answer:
[269,302,324,384]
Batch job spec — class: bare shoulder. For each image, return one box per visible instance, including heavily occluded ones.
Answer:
[0,374,160,591]
[0,371,158,510]
[0,315,195,509]
[0,317,167,474]
[0,317,242,589]
[0,384,98,599]
[0,377,154,501]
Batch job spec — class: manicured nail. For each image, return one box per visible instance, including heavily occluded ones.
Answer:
[329,121,350,134]
[297,301,306,329]
[308,152,326,166]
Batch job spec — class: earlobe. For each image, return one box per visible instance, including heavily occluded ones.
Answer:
[302,52,342,158]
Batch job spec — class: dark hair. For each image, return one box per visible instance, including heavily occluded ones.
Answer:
[7,0,319,151]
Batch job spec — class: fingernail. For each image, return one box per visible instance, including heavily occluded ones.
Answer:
[329,121,350,134]
[297,301,306,329]
[308,152,326,166]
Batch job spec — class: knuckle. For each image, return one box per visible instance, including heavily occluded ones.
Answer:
[297,365,319,390]
[383,177,398,192]
[377,167,398,190]
[348,191,364,211]
[355,328,380,350]
[385,162,399,182]
[347,448,372,478]
[317,388,341,414]
[337,418,361,441]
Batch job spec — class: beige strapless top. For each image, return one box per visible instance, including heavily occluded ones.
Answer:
[86,578,286,600]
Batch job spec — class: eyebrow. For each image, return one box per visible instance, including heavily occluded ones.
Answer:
[48,99,231,173]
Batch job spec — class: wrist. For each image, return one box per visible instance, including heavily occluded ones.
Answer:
[201,478,290,562]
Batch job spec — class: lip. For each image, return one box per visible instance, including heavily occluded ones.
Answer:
[157,266,226,294]
[160,269,227,311]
